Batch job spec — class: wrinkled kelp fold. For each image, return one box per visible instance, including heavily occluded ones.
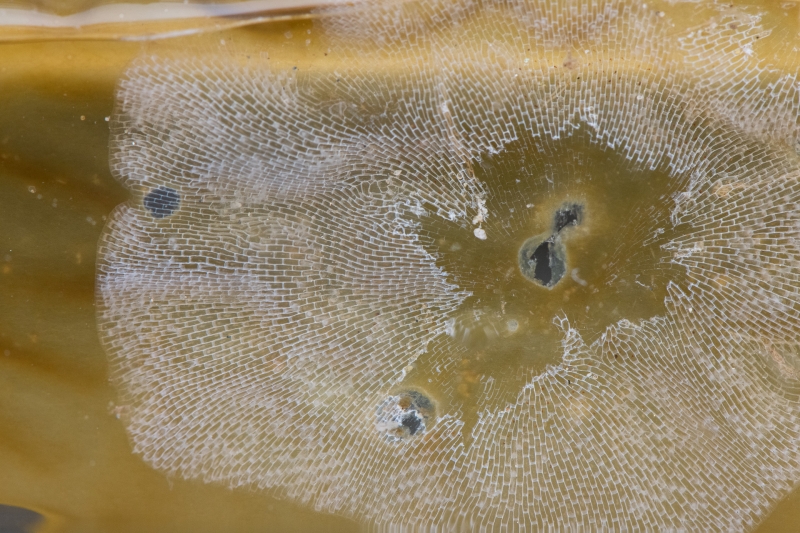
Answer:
[98,0,800,530]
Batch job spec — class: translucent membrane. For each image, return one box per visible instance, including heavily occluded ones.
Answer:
[95,1,800,530]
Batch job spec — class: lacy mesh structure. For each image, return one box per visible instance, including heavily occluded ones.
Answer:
[97,0,800,530]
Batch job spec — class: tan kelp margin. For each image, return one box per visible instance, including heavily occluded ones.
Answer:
[97,0,800,530]
[0,0,332,42]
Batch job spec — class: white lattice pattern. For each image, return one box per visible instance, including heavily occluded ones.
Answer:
[98,1,800,530]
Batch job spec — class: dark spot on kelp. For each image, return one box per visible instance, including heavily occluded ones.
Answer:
[144,186,180,218]
[376,390,435,441]
[0,504,44,533]
[519,203,583,288]
[532,239,555,286]
[401,411,423,435]
[553,203,583,233]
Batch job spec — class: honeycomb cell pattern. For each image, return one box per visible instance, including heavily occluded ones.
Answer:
[97,0,800,531]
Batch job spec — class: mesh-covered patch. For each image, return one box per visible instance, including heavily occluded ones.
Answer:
[98,0,800,531]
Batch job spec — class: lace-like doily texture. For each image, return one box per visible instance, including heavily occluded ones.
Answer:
[98,0,800,530]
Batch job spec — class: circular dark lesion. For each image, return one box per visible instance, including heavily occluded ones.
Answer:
[519,202,583,288]
[143,186,180,218]
[376,389,435,441]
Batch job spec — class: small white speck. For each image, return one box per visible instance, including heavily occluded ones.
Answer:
[571,268,588,287]
[104,116,110,122]
[284,31,293,39]
[473,227,487,240]
[28,186,36,194]
[80,115,85,121]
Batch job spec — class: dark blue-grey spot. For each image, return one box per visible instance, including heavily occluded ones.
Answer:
[519,203,583,288]
[532,239,556,286]
[553,203,582,233]
[401,411,423,435]
[520,236,567,288]
[377,390,436,441]
[143,186,180,218]
[0,505,44,533]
